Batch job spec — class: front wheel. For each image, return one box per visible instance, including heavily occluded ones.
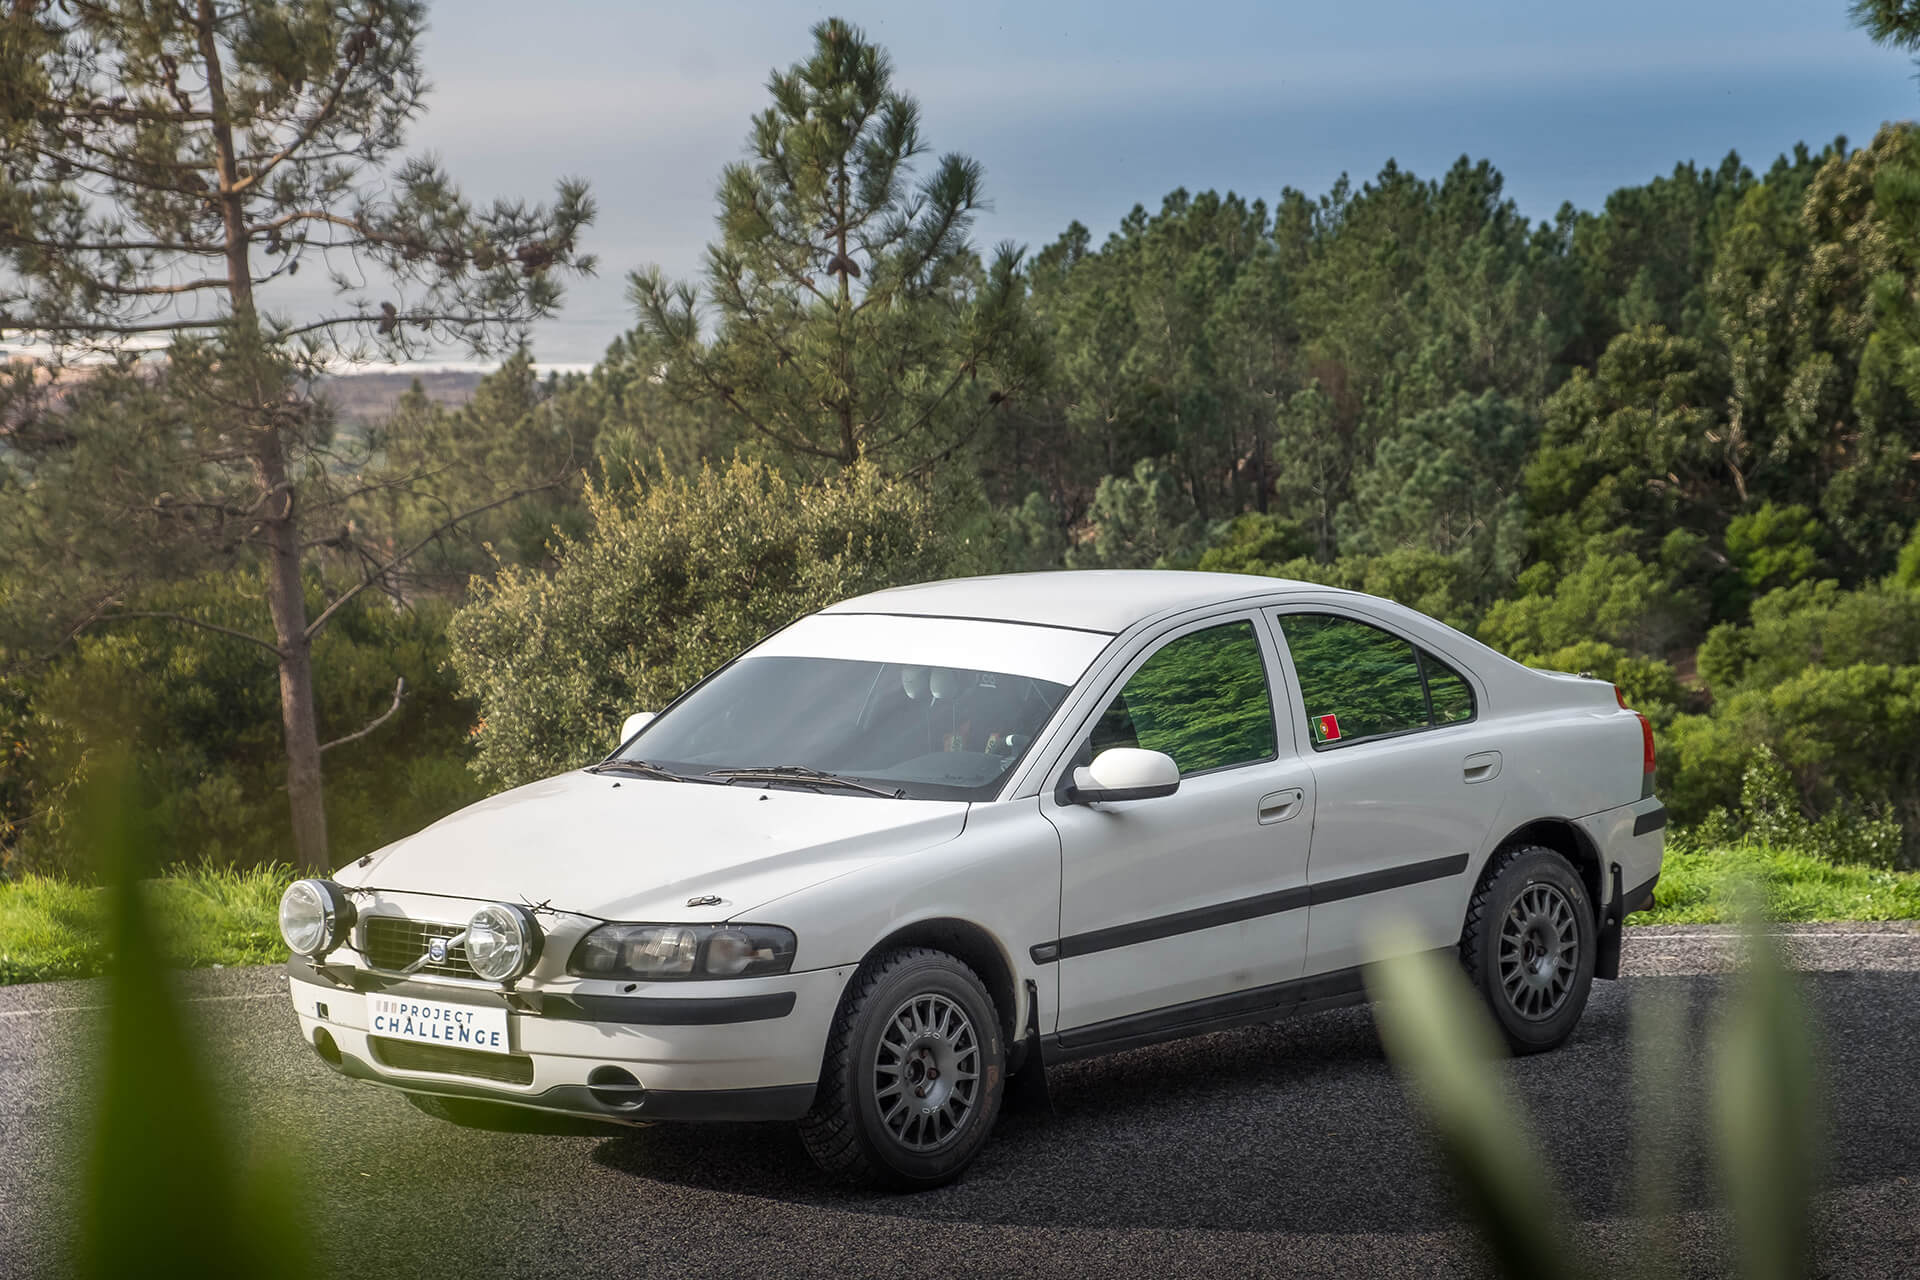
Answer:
[1460,845,1597,1054]
[798,947,1005,1188]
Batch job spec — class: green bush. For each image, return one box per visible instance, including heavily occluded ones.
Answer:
[1690,749,1905,868]
[11,573,481,876]
[1065,457,1205,569]
[448,457,967,789]
[1478,528,1705,658]
[1697,579,1920,693]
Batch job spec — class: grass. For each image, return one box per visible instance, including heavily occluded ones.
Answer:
[1632,839,1920,925]
[0,842,1916,984]
[0,863,291,985]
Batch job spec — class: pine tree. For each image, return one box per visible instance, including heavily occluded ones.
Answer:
[0,0,594,871]
[630,17,1036,474]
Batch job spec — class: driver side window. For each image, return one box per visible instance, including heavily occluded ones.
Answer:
[1088,620,1276,775]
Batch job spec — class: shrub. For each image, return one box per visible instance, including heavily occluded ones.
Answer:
[1065,457,1205,569]
[1478,529,1705,658]
[1692,749,1905,868]
[13,573,480,876]
[447,457,965,789]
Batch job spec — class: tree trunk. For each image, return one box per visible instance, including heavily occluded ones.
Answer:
[835,158,856,466]
[198,0,329,872]
[260,469,330,874]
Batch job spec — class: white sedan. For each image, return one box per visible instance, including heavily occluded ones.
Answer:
[280,571,1665,1187]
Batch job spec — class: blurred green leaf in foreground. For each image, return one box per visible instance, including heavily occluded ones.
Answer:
[69,750,304,1279]
[1366,914,1818,1279]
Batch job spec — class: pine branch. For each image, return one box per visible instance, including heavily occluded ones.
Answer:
[319,677,407,754]
[303,482,557,640]
[90,611,284,658]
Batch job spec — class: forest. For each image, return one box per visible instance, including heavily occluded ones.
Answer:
[2,4,1919,884]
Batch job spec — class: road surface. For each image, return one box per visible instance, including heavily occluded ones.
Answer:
[3,924,1917,1277]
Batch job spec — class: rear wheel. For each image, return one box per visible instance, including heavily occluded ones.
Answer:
[1460,845,1597,1054]
[798,947,1005,1189]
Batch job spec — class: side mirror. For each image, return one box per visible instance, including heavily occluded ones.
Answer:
[619,711,654,743]
[1069,747,1180,804]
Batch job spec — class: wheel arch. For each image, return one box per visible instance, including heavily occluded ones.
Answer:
[1487,817,1606,920]
[862,916,1021,1046]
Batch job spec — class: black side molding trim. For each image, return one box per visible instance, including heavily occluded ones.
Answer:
[1034,852,1471,963]
[1633,806,1668,837]
[1054,885,1310,960]
[1307,852,1471,907]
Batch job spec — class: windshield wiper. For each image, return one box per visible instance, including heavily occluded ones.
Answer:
[587,758,684,782]
[705,765,904,799]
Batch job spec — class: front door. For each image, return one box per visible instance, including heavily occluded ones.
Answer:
[1040,615,1315,1035]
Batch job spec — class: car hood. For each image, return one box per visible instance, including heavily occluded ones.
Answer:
[341,770,969,921]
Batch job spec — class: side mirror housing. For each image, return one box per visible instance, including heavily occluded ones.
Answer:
[1068,747,1180,804]
[619,711,655,743]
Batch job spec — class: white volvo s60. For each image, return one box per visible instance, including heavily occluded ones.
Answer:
[280,571,1665,1187]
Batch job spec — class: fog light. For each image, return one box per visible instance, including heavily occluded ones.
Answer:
[313,1027,342,1066]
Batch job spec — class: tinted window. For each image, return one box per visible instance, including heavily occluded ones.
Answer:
[1423,651,1475,724]
[1277,614,1429,745]
[1088,621,1276,774]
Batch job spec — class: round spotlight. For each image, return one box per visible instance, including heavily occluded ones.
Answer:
[278,878,354,958]
[465,902,541,982]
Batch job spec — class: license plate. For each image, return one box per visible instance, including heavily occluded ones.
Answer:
[368,994,511,1055]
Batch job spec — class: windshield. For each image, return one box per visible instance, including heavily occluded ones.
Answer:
[617,656,1073,801]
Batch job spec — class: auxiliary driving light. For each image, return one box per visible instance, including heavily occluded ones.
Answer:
[278,879,355,958]
[464,902,542,982]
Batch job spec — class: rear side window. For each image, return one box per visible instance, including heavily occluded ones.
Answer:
[1275,613,1476,747]
[1424,652,1476,724]
[1088,620,1276,774]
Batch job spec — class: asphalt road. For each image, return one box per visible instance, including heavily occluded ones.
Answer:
[3,924,1918,1279]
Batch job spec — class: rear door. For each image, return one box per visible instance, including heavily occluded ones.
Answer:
[1269,608,1507,976]
[1041,613,1315,1035]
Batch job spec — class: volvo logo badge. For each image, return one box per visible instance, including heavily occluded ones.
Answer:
[427,937,449,963]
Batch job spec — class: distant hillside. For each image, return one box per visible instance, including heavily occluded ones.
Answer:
[320,369,485,426]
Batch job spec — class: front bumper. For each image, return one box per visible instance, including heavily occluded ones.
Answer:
[287,956,850,1124]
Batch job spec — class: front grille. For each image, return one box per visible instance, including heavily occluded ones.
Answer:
[361,916,472,978]
[370,1036,535,1085]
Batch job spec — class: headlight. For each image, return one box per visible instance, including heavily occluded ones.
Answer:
[568,923,796,981]
[278,879,354,958]
[464,902,542,982]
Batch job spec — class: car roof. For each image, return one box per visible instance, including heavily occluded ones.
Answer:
[822,570,1329,634]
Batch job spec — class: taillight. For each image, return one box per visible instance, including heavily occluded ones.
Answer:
[1636,711,1656,774]
[1614,684,1628,709]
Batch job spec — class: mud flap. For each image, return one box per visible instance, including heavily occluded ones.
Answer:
[1595,862,1624,980]
[1005,978,1053,1115]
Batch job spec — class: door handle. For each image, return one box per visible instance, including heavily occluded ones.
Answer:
[1258,787,1304,824]
[1462,751,1502,784]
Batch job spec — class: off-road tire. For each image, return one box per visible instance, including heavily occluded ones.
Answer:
[798,947,1006,1189]
[1460,844,1597,1054]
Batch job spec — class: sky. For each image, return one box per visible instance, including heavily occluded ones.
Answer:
[339,0,1920,366]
